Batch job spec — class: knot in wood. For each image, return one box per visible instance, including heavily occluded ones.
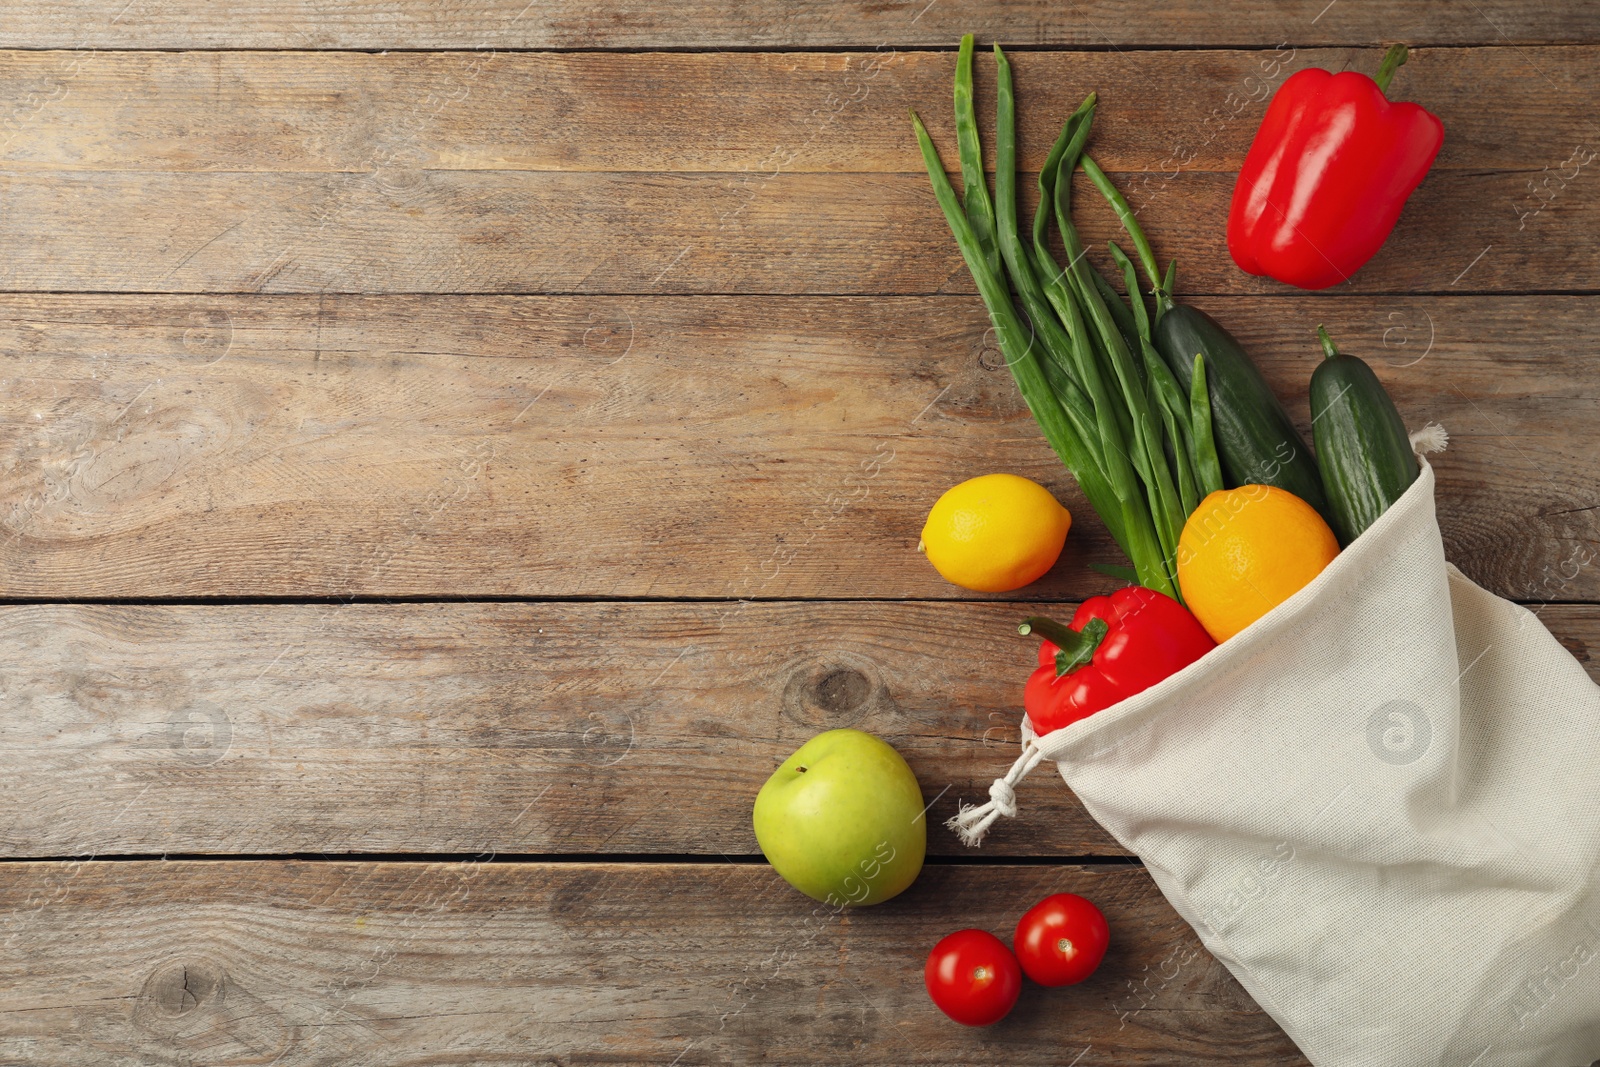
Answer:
[143,959,224,1018]
[811,667,870,715]
[780,652,885,729]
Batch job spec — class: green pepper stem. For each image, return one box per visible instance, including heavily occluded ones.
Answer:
[1019,615,1076,645]
[1019,615,1108,676]
[1374,44,1409,93]
[1316,324,1340,361]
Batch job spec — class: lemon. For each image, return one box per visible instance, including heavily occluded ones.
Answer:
[1176,485,1340,642]
[919,474,1071,592]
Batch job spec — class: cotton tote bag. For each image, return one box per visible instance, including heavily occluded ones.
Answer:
[954,455,1600,1067]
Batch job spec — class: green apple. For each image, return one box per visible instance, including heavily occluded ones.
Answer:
[752,728,926,906]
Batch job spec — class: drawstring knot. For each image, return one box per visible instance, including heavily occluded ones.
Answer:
[946,721,1046,847]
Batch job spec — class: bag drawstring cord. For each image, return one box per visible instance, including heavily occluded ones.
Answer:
[1409,422,1448,456]
[946,721,1046,847]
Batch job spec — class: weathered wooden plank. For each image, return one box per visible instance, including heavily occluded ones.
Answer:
[0,167,1585,294]
[0,600,1596,859]
[0,859,1306,1065]
[0,294,1594,600]
[0,48,1584,175]
[0,0,1587,49]
[0,599,1115,857]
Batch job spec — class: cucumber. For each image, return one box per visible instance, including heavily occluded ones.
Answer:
[1153,301,1333,524]
[1308,326,1418,545]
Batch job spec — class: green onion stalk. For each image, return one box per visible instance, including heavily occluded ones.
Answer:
[909,36,1224,600]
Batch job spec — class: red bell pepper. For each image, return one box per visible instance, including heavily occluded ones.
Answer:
[1227,44,1444,290]
[1021,586,1214,736]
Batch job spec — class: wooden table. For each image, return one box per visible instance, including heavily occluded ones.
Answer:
[1,2,1596,1063]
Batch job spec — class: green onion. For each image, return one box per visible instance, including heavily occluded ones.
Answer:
[953,35,1000,281]
[990,52,1099,425]
[949,54,1106,479]
[992,52,1170,598]
[909,110,1126,551]
[1079,152,1164,294]
[1190,353,1226,497]
[1108,241,1199,517]
[1051,133,1184,596]
[1089,266,1140,349]
[909,40,1231,601]
[1158,261,1177,325]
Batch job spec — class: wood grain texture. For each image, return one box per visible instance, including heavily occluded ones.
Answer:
[0,599,1117,857]
[0,600,1596,859]
[0,47,1593,297]
[0,859,1307,1065]
[0,0,1589,49]
[0,167,1586,295]
[0,9,1590,1066]
[0,48,1585,175]
[0,294,1595,600]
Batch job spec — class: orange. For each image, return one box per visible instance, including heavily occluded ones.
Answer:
[1176,485,1339,642]
[919,474,1071,592]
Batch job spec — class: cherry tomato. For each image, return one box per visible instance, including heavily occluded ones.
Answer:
[924,929,1022,1026]
[1013,893,1109,987]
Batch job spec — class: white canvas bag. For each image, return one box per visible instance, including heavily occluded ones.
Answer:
[954,454,1600,1067]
